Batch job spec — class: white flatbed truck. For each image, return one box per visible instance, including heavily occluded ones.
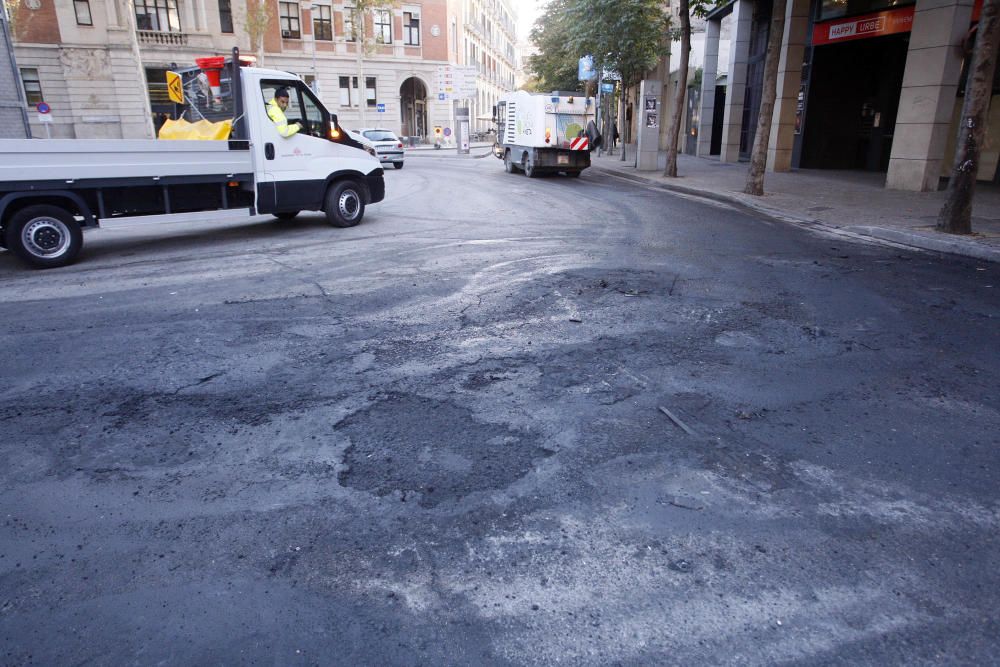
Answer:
[492,90,600,178]
[0,49,383,269]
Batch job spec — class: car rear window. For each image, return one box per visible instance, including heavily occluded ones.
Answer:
[363,130,398,142]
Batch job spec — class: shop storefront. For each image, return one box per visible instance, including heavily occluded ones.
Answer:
[696,0,994,190]
[795,0,996,181]
[796,2,914,171]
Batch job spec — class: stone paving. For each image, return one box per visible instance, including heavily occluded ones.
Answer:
[590,148,1000,262]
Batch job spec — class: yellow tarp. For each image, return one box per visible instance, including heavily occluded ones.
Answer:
[158,118,232,140]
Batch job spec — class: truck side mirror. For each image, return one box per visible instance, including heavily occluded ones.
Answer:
[492,105,498,123]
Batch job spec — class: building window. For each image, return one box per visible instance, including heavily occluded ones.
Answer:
[134,0,181,32]
[313,4,332,41]
[218,0,233,33]
[374,8,391,44]
[74,0,93,25]
[338,76,376,107]
[279,1,301,39]
[19,68,42,107]
[343,5,356,41]
[339,76,351,106]
[403,11,420,45]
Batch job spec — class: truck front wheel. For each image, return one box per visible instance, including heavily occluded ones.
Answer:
[4,204,83,269]
[504,150,518,173]
[324,181,365,228]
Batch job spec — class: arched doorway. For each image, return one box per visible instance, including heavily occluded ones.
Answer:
[400,77,427,143]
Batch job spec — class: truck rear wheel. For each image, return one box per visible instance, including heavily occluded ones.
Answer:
[524,157,538,178]
[324,181,365,228]
[4,204,83,269]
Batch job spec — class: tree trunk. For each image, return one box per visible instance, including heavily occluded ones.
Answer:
[664,0,690,177]
[939,0,1000,234]
[743,0,787,196]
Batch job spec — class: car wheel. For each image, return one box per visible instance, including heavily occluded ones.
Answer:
[274,211,299,221]
[4,204,83,269]
[394,162,404,170]
[324,180,365,228]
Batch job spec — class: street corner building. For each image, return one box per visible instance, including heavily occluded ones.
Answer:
[637,0,997,192]
[6,0,517,144]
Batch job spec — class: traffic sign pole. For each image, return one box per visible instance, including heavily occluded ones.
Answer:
[36,101,52,139]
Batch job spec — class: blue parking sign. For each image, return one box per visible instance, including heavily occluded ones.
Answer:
[376,103,386,113]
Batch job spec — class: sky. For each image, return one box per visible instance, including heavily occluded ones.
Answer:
[512,0,545,43]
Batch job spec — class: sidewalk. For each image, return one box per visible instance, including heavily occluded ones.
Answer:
[590,150,1000,263]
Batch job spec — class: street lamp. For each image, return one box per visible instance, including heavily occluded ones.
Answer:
[304,3,320,96]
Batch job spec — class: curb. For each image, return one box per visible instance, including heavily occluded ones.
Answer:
[591,165,1000,264]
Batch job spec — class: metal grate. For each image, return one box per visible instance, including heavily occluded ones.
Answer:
[505,102,516,144]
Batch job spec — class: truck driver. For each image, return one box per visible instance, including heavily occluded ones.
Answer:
[266,87,302,138]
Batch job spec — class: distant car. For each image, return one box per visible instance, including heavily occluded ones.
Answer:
[360,128,405,169]
[345,129,378,158]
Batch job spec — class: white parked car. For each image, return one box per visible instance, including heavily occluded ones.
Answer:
[359,128,405,169]
[346,129,378,158]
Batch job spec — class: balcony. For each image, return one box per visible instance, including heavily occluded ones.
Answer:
[137,30,189,46]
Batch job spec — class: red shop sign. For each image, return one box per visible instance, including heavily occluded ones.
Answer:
[812,6,915,46]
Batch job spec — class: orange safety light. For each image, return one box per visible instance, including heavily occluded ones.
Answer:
[329,127,341,139]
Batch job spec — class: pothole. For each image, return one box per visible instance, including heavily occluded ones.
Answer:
[337,394,552,507]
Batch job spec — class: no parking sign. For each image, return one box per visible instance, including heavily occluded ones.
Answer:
[37,101,53,124]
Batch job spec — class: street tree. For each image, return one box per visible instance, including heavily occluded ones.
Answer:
[243,0,274,66]
[744,0,787,196]
[938,0,1000,234]
[570,0,670,161]
[664,0,689,177]
[3,0,25,39]
[346,0,398,127]
[527,0,581,92]
[664,0,712,177]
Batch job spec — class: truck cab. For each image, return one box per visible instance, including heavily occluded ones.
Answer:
[250,71,384,219]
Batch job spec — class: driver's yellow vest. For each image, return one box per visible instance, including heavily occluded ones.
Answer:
[266,98,300,138]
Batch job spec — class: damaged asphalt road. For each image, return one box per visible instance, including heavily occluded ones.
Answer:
[1,158,999,664]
